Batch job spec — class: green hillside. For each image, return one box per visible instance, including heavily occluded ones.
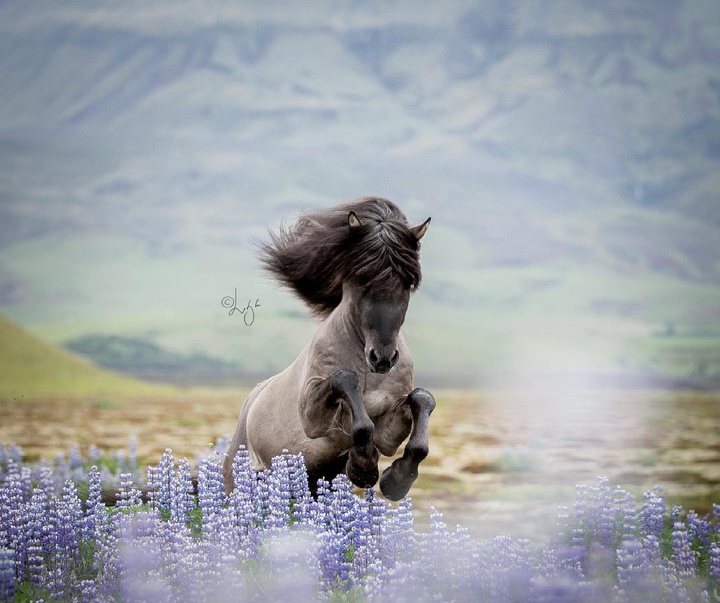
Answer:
[0,314,168,399]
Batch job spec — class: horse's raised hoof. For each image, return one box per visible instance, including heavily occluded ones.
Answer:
[346,448,379,488]
[379,461,417,501]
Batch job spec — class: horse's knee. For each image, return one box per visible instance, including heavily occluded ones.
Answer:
[330,369,360,396]
[409,387,435,415]
[352,420,375,446]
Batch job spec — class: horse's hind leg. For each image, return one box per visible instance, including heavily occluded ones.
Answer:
[379,387,435,501]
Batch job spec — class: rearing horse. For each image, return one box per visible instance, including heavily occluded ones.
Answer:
[223,197,435,501]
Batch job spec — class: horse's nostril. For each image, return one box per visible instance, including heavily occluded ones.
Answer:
[369,349,379,365]
[390,350,399,366]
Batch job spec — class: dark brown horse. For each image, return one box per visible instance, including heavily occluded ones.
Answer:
[223,197,434,500]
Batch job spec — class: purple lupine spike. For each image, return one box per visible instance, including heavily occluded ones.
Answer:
[640,486,666,540]
[23,487,53,588]
[54,453,70,487]
[197,452,226,538]
[671,505,682,523]
[0,547,14,602]
[116,473,142,509]
[288,452,311,501]
[88,444,101,465]
[556,504,571,542]
[147,448,175,513]
[228,448,258,533]
[230,446,255,497]
[77,578,101,603]
[25,534,45,588]
[571,483,589,547]
[68,443,84,470]
[286,452,316,527]
[56,480,83,560]
[170,457,195,526]
[366,488,387,541]
[312,478,332,530]
[592,477,616,548]
[0,472,27,583]
[672,521,696,578]
[19,466,33,501]
[83,465,104,541]
[347,494,372,585]
[616,538,645,589]
[0,445,23,477]
[266,453,292,530]
[30,463,53,499]
[254,469,272,525]
[709,544,720,582]
[0,473,22,522]
[482,534,534,603]
[3,457,20,483]
[329,474,356,535]
[614,486,638,543]
[94,511,120,599]
[686,510,712,547]
[317,527,351,590]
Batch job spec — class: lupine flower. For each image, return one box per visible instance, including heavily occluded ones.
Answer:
[708,543,720,582]
[147,448,175,514]
[116,472,142,509]
[0,547,15,602]
[2,440,720,602]
[197,451,226,540]
[671,521,696,579]
[640,486,666,540]
[170,457,195,527]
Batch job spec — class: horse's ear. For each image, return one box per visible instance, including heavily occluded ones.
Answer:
[348,211,362,230]
[411,217,431,241]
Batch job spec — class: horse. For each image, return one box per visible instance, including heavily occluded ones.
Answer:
[223,197,435,501]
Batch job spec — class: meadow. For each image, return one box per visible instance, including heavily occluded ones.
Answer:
[2,386,720,543]
[2,439,720,602]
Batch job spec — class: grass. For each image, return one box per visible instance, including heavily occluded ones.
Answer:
[0,314,172,400]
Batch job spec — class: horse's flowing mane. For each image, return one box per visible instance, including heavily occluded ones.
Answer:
[259,197,423,316]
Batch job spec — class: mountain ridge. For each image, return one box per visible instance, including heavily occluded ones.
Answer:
[0,1,718,386]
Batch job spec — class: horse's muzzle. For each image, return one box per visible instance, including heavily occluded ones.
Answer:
[368,348,399,373]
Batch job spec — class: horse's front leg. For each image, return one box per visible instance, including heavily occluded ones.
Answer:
[379,387,435,501]
[301,369,379,488]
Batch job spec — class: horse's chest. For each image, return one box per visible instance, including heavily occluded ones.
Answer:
[363,387,402,417]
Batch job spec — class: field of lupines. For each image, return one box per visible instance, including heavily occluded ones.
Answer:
[1,442,720,603]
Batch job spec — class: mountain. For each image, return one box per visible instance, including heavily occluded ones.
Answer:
[0,314,165,398]
[63,333,244,386]
[0,1,718,387]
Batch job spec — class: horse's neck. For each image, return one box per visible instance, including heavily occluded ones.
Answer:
[323,296,363,345]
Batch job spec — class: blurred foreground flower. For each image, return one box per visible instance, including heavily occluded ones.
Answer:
[0,442,719,602]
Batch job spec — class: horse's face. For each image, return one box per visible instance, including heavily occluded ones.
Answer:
[358,289,410,374]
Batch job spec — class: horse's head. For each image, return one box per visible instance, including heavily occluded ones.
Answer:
[359,291,409,373]
[346,208,430,374]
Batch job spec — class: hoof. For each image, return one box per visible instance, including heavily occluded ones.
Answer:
[379,463,417,501]
[346,448,379,489]
[346,461,379,489]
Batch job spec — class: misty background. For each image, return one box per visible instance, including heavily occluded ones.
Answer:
[1,0,719,391]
